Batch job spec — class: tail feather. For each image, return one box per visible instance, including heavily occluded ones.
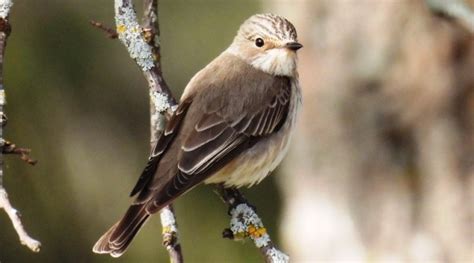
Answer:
[93,204,150,257]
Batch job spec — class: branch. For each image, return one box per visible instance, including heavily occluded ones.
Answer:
[158,203,183,263]
[2,139,37,165]
[0,0,41,252]
[89,20,118,39]
[425,0,474,33]
[217,186,289,263]
[114,0,176,111]
[113,1,182,262]
[150,91,183,263]
[0,189,41,252]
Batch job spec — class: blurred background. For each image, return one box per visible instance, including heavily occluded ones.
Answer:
[0,0,472,262]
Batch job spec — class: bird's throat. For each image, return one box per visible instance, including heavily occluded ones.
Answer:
[250,49,297,77]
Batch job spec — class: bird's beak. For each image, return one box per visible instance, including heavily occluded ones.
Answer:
[285,42,303,51]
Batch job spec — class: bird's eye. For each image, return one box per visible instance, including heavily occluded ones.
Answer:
[255,38,264,47]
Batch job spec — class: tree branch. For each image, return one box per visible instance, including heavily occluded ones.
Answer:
[216,186,289,263]
[142,1,183,262]
[113,1,182,262]
[0,0,41,253]
[0,189,41,252]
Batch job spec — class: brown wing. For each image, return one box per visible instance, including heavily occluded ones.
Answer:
[129,99,192,197]
[147,76,292,213]
[178,81,291,174]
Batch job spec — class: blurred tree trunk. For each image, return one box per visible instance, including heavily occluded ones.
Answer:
[264,0,474,261]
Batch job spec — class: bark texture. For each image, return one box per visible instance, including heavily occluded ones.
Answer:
[265,0,474,261]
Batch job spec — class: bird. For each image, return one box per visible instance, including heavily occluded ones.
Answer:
[93,13,302,257]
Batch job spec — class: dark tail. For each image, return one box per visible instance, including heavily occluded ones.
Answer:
[92,204,150,257]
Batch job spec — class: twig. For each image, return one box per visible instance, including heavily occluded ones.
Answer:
[2,140,37,165]
[114,0,176,109]
[142,1,183,261]
[0,0,41,252]
[0,189,41,252]
[159,203,183,263]
[425,0,474,33]
[216,185,289,263]
[113,0,182,262]
[89,20,118,39]
[150,90,183,263]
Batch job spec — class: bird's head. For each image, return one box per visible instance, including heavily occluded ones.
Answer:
[227,13,302,77]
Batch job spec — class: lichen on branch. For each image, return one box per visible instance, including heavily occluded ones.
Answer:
[114,0,155,71]
[218,186,289,263]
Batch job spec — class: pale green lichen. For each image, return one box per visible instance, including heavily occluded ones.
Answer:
[230,203,270,247]
[150,90,171,113]
[114,0,154,71]
[229,203,289,261]
[0,0,13,19]
[266,247,290,263]
[0,90,5,105]
[160,207,178,233]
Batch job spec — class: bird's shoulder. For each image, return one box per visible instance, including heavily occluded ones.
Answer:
[182,52,292,120]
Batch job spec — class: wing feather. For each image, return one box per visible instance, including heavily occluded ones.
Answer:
[152,80,292,208]
[131,55,292,215]
[129,99,192,197]
[181,122,228,152]
[195,113,226,132]
[178,126,237,174]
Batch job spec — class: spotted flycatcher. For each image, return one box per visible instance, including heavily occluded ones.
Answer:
[93,13,302,257]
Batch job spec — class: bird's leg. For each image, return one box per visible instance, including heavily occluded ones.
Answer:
[215,184,256,215]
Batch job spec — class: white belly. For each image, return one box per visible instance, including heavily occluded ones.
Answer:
[204,81,301,187]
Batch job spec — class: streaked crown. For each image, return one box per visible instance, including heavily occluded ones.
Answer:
[237,13,298,42]
[227,13,301,77]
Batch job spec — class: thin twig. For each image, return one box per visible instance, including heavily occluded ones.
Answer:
[150,91,183,263]
[142,1,183,261]
[0,189,41,252]
[2,140,37,165]
[159,203,183,263]
[216,185,289,263]
[89,20,118,39]
[113,0,183,262]
[0,0,41,252]
[114,0,176,110]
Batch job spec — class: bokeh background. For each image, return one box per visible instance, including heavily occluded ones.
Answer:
[0,0,473,262]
